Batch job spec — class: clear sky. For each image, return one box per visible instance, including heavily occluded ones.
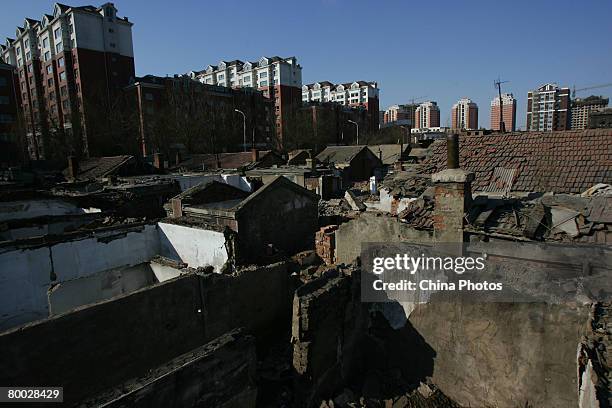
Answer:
[2,0,612,129]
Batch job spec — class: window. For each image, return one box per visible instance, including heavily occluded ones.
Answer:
[145,93,154,101]
[59,72,66,81]
[62,100,69,109]
[58,57,64,67]
[49,91,55,100]
[68,24,73,33]
[56,42,63,53]
[54,27,61,39]
[108,28,114,33]
[217,74,224,80]
[44,51,50,61]
[260,80,268,86]
[109,42,116,48]
[60,86,67,96]
[48,78,53,87]
[47,65,52,74]
[16,47,21,55]
[17,58,22,67]
[24,39,29,48]
[259,72,268,78]
[27,64,33,73]
[0,114,14,123]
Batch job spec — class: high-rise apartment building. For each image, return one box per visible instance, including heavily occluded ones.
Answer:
[302,81,380,131]
[414,101,440,129]
[191,57,302,146]
[571,95,609,130]
[490,93,517,132]
[383,104,417,127]
[451,98,478,130]
[0,61,22,166]
[0,2,135,161]
[526,83,571,131]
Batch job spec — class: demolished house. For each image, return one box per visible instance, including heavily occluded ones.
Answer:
[166,176,320,265]
[316,145,383,181]
[0,130,610,408]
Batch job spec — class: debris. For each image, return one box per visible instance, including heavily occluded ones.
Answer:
[345,190,366,211]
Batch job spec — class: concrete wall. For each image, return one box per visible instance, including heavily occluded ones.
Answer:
[0,224,160,331]
[158,221,228,272]
[408,301,590,408]
[334,213,433,264]
[365,188,415,214]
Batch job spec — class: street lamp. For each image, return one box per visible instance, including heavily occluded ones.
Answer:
[348,120,359,145]
[234,108,246,152]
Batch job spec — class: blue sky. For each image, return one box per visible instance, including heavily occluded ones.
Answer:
[2,0,612,129]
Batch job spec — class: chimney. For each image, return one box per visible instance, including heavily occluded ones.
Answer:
[67,156,78,181]
[431,134,474,243]
[251,148,259,162]
[305,158,316,171]
[153,152,164,171]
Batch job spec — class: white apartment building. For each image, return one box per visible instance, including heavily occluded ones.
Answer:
[190,56,301,92]
[301,81,379,107]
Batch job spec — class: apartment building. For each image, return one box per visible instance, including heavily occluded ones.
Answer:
[526,83,570,131]
[414,101,440,129]
[451,98,478,130]
[191,56,302,146]
[0,2,135,161]
[490,93,517,132]
[0,61,22,166]
[571,95,609,130]
[301,81,380,131]
[125,75,274,157]
[383,104,417,127]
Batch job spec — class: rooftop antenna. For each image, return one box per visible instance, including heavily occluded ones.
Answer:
[494,77,509,133]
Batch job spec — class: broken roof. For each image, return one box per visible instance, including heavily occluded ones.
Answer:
[422,130,612,194]
[177,151,284,171]
[63,155,135,181]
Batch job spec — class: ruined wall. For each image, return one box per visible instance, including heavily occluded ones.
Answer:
[292,269,368,406]
[84,329,258,408]
[198,261,295,343]
[158,221,228,272]
[0,274,206,406]
[407,301,590,408]
[334,213,433,264]
[0,223,160,331]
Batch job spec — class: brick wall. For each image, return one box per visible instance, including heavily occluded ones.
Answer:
[315,225,338,265]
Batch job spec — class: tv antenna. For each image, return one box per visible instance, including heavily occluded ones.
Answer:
[494,77,509,133]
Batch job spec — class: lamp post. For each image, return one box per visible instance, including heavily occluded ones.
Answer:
[348,120,359,145]
[234,108,246,152]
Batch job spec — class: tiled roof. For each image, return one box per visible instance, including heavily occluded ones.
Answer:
[179,151,284,170]
[422,130,612,194]
[368,144,409,165]
[64,155,134,181]
[316,146,368,165]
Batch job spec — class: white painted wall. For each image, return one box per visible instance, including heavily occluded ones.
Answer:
[158,222,228,272]
[150,262,183,283]
[365,188,416,213]
[0,224,160,331]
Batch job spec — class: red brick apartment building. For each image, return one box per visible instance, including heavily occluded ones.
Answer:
[190,57,302,147]
[0,2,135,161]
[490,93,517,131]
[0,61,23,166]
[125,75,274,158]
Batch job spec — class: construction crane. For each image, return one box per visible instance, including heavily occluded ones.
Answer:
[572,83,612,98]
[494,77,509,133]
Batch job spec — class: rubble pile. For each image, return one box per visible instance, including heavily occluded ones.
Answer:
[379,171,432,199]
[397,197,434,229]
